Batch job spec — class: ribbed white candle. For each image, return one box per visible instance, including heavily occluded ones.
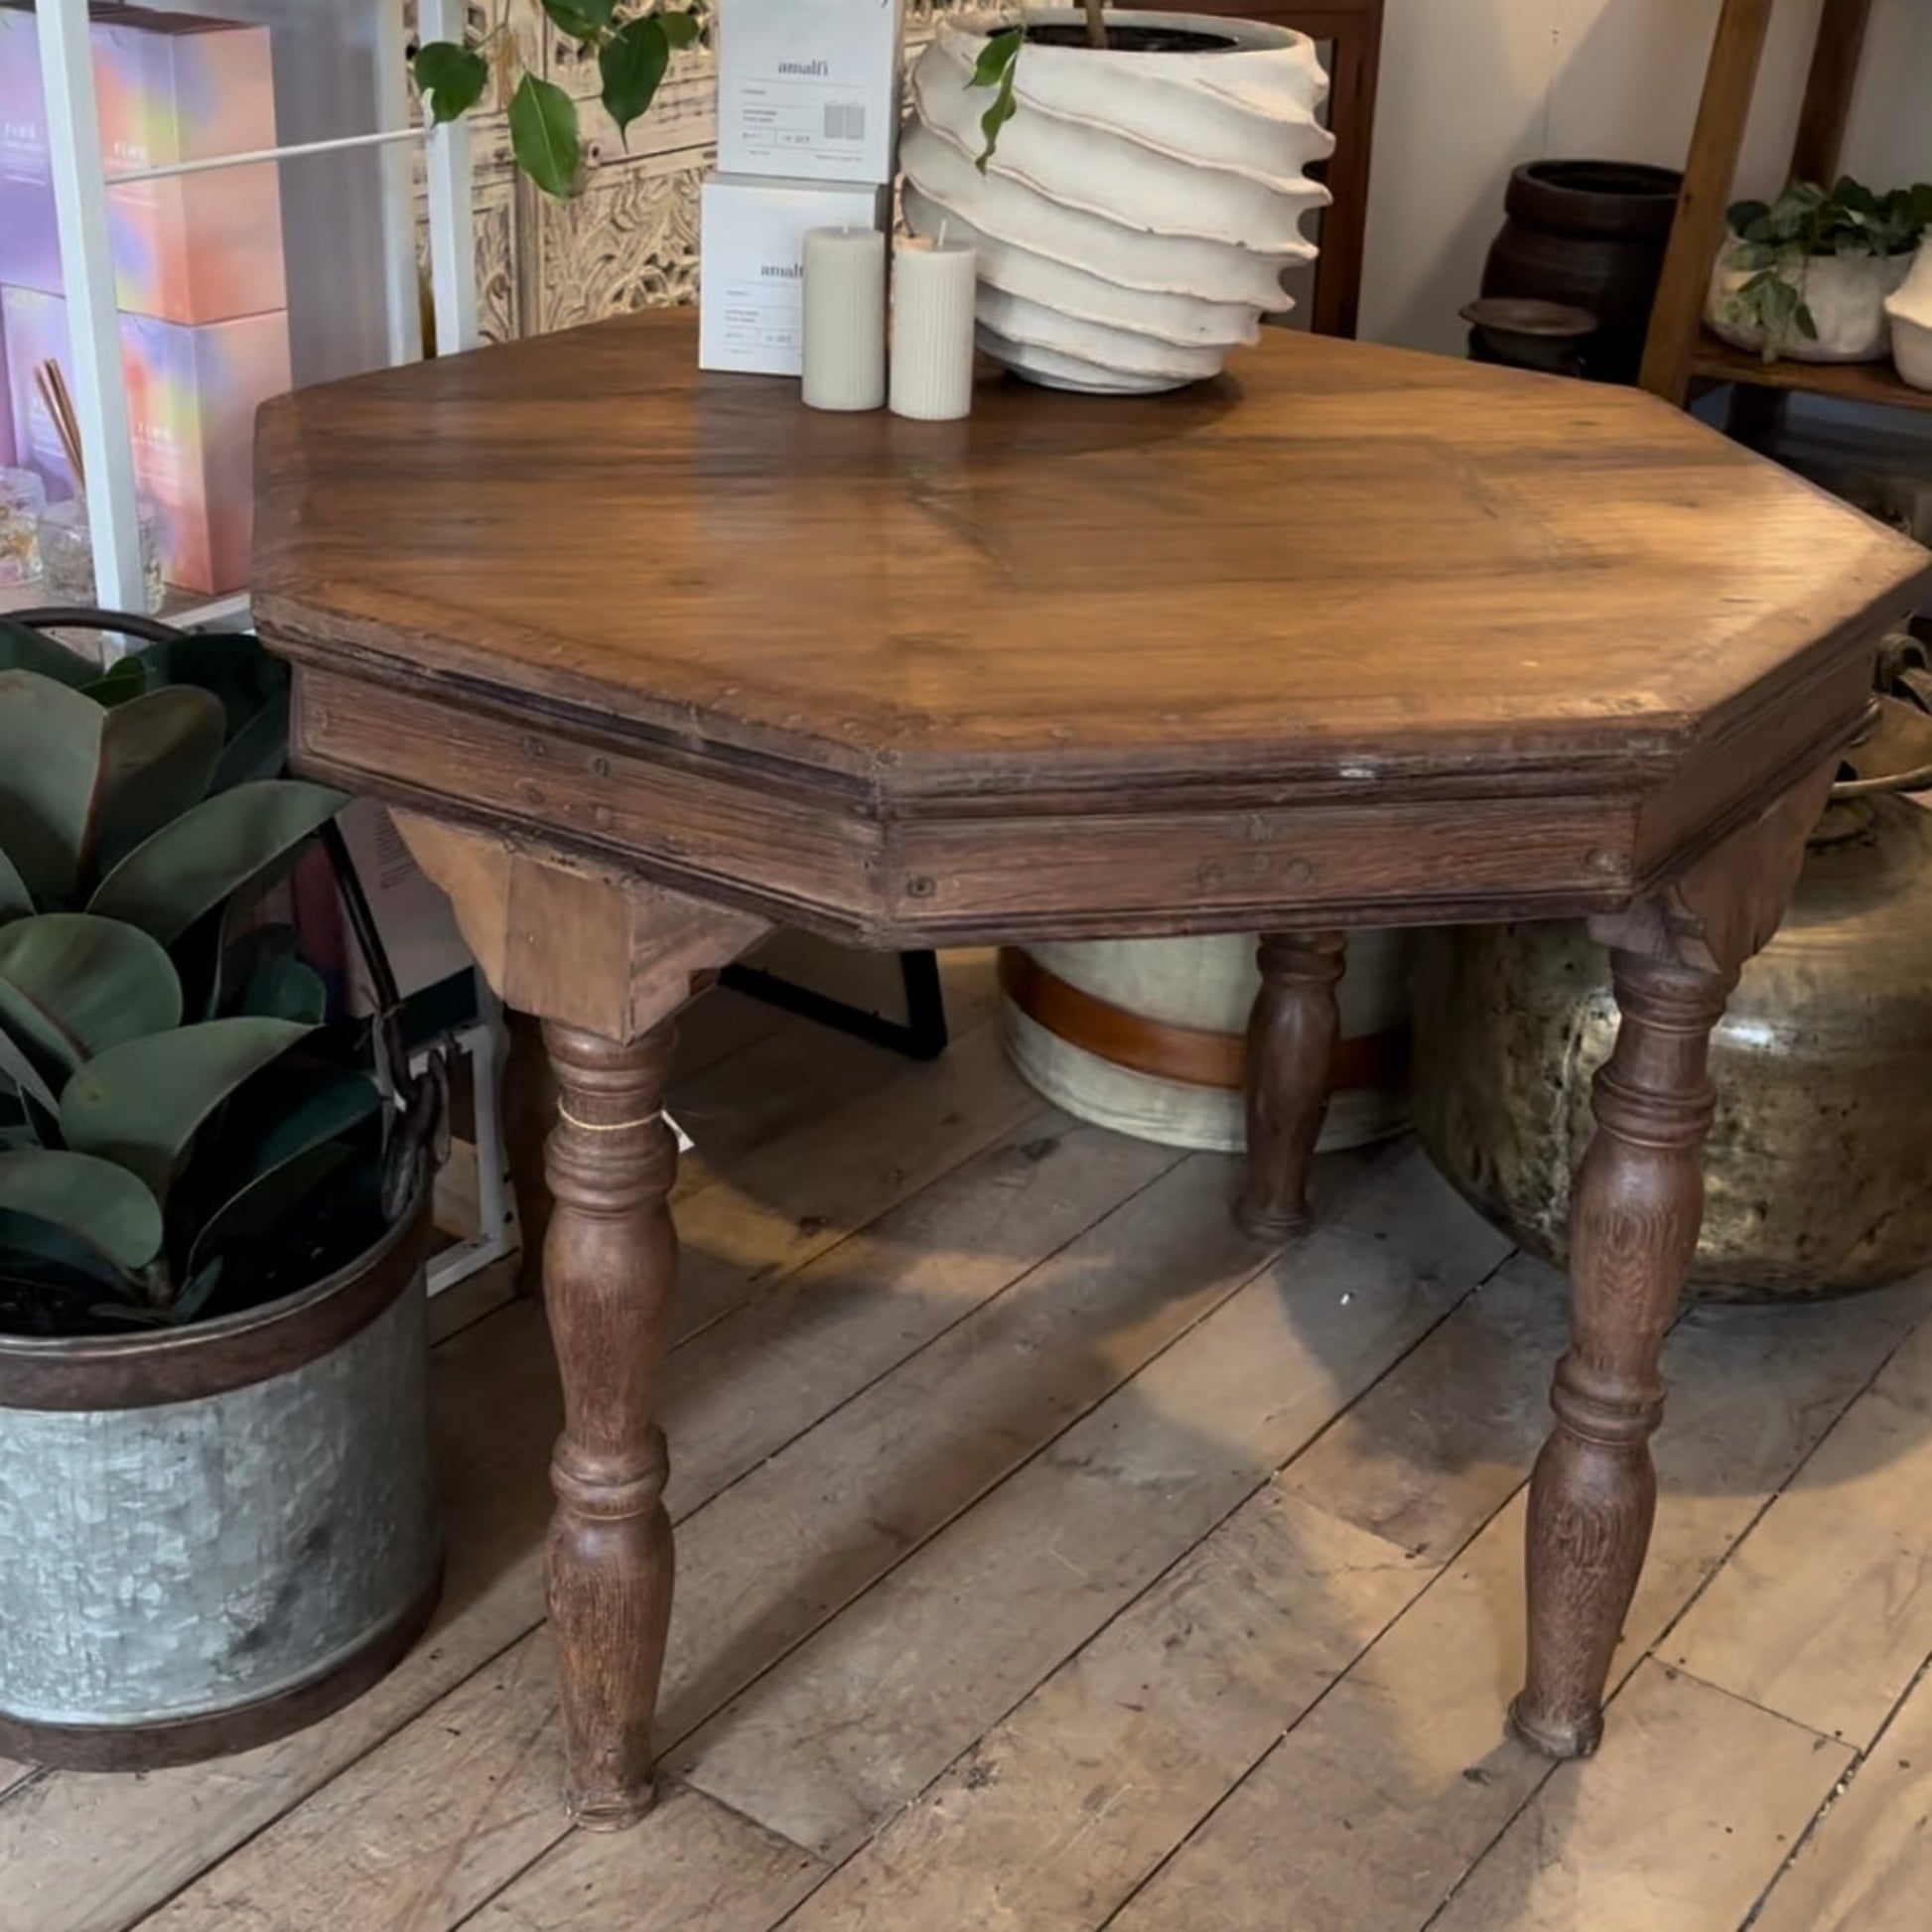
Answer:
[891,235,978,420]
[802,225,887,411]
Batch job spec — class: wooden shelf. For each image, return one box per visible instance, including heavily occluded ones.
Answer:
[1691,334,1932,413]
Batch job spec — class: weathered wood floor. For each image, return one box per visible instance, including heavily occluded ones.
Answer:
[3,951,1928,1931]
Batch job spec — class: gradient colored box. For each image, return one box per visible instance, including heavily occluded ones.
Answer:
[0,5,286,325]
[2,283,290,594]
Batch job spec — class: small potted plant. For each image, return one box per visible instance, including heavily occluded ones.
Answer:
[1706,176,1932,362]
[902,6,1334,393]
[0,614,442,1771]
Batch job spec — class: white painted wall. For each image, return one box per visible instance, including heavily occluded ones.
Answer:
[1357,0,1932,354]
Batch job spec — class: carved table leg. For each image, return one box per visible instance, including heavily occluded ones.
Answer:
[1509,948,1732,1756]
[1236,930,1347,1240]
[504,1009,558,1298]
[542,1019,680,1827]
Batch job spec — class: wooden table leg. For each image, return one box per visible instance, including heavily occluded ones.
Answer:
[1509,762,1834,1755]
[1236,930,1347,1240]
[504,1009,557,1298]
[541,1018,680,1827]
[1509,947,1730,1756]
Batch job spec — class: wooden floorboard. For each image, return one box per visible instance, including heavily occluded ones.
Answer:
[2,969,1929,1932]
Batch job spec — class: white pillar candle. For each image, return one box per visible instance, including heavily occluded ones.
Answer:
[891,235,978,421]
[802,225,887,412]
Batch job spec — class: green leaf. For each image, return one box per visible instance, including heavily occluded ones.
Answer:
[970,25,1023,87]
[600,16,669,143]
[80,658,150,708]
[661,9,701,50]
[138,631,289,741]
[413,40,490,124]
[92,685,228,878]
[541,0,617,38]
[0,846,29,923]
[0,913,182,1089]
[0,620,93,687]
[187,1066,379,1276]
[208,691,291,793]
[214,921,299,1020]
[0,671,104,900]
[509,73,581,199]
[1,1207,137,1295]
[0,673,225,899]
[60,1017,314,1196]
[0,1027,59,1117]
[971,30,1023,173]
[87,779,346,947]
[234,955,328,1025]
[0,1151,163,1270]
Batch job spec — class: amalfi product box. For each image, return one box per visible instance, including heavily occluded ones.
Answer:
[717,0,902,187]
[0,4,286,325]
[699,172,890,375]
[2,283,291,594]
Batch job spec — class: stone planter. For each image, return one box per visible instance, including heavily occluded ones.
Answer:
[902,10,1332,394]
[0,1184,440,1770]
[1000,931,1413,1153]
[1707,233,1914,362]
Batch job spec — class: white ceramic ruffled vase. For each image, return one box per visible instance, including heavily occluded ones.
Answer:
[902,9,1332,394]
[1884,240,1932,389]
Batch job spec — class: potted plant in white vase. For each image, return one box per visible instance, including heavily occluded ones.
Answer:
[1706,177,1932,363]
[902,5,1334,393]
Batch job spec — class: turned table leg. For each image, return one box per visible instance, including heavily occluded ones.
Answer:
[504,1010,558,1298]
[1236,930,1347,1240]
[541,1019,681,1827]
[1510,948,1731,1756]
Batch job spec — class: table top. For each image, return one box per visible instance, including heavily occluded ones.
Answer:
[258,311,1931,944]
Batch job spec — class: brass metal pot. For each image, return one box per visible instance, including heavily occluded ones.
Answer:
[1413,681,1932,1303]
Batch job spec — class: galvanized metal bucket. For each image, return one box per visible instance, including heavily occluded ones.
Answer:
[0,1187,442,1770]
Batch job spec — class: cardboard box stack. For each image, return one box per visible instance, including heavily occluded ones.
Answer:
[0,4,292,595]
[700,0,902,375]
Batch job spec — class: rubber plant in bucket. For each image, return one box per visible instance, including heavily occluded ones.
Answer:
[901,5,1335,392]
[0,612,442,1771]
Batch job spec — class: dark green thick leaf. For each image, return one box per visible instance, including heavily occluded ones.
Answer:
[213,921,299,1020]
[0,671,103,900]
[510,73,580,199]
[234,955,327,1025]
[0,1206,135,1295]
[0,621,93,687]
[170,1253,225,1324]
[414,40,490,124]
[139,632,289,740]
[0,913,182,1089]
[80,658,150,707]
[0,1028,59,1116]
[601,17,668,142]
[208,691,291,792]
[187,1064,379,1275]
[661,9,701,50]
[60,1016,313,1196]
[95,685,227,878]
[0,1150,163,1269]
[0,846,29,922]
[87,779,346,946]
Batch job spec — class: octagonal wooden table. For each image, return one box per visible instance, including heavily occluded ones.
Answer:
[255,310,1930,1826]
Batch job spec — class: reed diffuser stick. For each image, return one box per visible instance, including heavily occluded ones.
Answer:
[35,359,86,493]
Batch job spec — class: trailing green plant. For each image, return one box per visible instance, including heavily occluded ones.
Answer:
[1720,176,1932,358]
[0,619,396,1339]
[414,1,705,200]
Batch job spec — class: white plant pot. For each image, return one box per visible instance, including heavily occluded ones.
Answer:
[903,10,1332,395]
[1883,240,1932,390]
[1705,232,1913,362]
